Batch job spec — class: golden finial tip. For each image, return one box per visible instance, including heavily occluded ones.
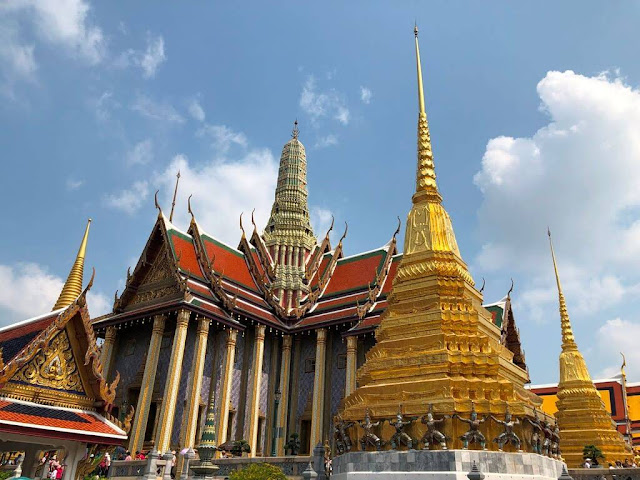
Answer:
[292,119,299,139]
[414,23,419,37]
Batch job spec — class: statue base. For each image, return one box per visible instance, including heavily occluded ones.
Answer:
[332,450,566,480]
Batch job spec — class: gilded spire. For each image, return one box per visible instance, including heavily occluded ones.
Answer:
[170,170,181,222]
[292,119,299,139]
[413,24,440,204]
[547,229,577,349]
[53,219,91,310]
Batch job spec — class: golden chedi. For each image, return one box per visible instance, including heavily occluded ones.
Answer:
[339,26,542,451]
[548,232,630,467]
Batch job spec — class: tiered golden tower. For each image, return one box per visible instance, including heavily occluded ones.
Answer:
[339,27,541,449]
[548,232,630,467]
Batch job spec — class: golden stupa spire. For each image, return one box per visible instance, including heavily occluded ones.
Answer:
[547,229,631,466]
[413,24,440,204]
[547,229,577,349]
[53,219,91,310]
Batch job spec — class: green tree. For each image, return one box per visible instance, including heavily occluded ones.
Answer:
[229,463,287,480]
[583,444,605,466]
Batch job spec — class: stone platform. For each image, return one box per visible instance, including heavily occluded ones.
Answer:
[332,450,566,480]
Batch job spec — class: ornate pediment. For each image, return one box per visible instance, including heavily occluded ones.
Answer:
[10,329,85,396]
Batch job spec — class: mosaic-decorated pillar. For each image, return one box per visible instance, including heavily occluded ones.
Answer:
[129,314,166,452]
[276,335,292,455]
[345,335,358,397]
[177,317,210,473]
[100,326,117,380]
[247,324,266,457]
[216,328,238,451]
[310,328,327,449]
[155,309,191,453]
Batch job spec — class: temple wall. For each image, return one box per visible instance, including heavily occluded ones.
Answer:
[330,332,347,418]
[295,335,316,427]
[229,332,245,440]
[110,326,151,405]
[171,320,197,446]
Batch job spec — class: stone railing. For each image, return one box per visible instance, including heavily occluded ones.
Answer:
[108,458,168,480]
[207,455,312,479]
[569,468,640,480]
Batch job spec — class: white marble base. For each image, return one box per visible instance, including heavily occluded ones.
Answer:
[331,449,566,480]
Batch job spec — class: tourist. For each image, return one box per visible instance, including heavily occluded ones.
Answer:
[583,458,592,468]
[124,451,132,462]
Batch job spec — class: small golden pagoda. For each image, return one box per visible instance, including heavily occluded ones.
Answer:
[548,232,630,467]
[339,27,541,450]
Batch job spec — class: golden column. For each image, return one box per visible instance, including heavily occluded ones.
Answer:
[177,317,210,472]
[344,336,357,397]
[548,232,630,467]
[155,309,191,453]
[100,326,117,381]
[310,328,327,450]
[217,329,238,448]
[247,324,266,457]
[129,314,166,452]
[276,335,292,455]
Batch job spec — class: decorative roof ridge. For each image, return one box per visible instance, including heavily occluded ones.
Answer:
[338,245,388,262]
[0,308,64,335]
[0,272,120,408]
[189,217,239,313]
[249,209,275,279]
[115,213,187,312]
[160,211,191,237]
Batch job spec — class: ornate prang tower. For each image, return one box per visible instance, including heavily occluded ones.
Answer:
[548,232,630,467]
[263,121,317,311]
[339,26,540,447]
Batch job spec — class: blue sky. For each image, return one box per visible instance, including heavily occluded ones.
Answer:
[2,1,640,384]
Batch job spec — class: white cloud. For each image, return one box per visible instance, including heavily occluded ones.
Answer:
[126,139,153,166]
[103,180,149,214]
[66,178,84,190]
[0,22,36,82]
[314,134,338,149]
[472,70,640,380]
[188,98,206,122]
[93,90,119,122]
[155,151,278,246]
[131,94,184,124]
[0,262,109,326]
[196,124,247,154]
[0,0,105,68]
[596,318,640,380]
[140,34,165,78]
[311,207,334,236]
[113,33,166,79]
[299,75,350,126]
[360,86,372,104]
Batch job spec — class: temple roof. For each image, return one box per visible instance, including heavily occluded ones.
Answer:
[95,211,529,369]
[0,273,129,444]
[0,397,126,445]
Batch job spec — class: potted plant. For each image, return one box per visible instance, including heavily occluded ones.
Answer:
[285,433,301,456]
